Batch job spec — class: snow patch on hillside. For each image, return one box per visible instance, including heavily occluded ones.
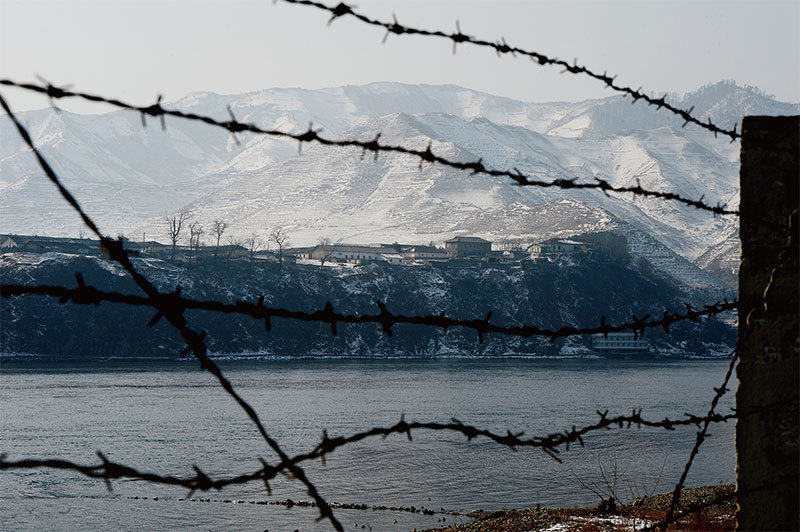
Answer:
[2,80,792,271]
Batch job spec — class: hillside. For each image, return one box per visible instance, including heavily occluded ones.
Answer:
[1,81,795,274]
[0,251,735,358]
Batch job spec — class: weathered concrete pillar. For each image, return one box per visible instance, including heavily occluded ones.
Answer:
[736,115,799,530]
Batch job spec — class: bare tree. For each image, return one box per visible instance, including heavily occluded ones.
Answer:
[244,234,260,261]
[269,227,291,264]
[188,222,203,263]
[228,235,242,259]
[572,456,627,513]
[317,237,334,266]
[165,209,191,261]
[212,219,227,258]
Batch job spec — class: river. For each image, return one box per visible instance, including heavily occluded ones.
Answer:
[0,356,736,531]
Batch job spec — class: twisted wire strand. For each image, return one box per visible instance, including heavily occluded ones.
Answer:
[0,406,745,491]
[642,472,799,532]
[658,208,798,529]
[0,79,738,216]
[3,396,793,498]
[279,0,741,140]
[0,92,344,531]
[0,280,738,342]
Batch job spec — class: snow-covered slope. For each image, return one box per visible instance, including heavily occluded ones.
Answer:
[1,81,795,263]
[694,232,740,288]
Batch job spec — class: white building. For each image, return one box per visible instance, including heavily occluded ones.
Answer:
[309,244,405,264]
[401,245,447,262]
[591,332,649,355]
[528,239,587,260]
[378,253,405,265]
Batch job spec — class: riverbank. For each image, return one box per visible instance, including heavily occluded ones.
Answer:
[425,485,735,531]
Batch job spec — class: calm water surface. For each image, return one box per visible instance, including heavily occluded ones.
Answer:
[0,357,736,531]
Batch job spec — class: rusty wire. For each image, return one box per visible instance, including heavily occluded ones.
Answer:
[278,0,741,141]
[0,79,738,216]
[0,17,780,525]
[128,496,462,517]
[748,207,798,324]
[0,78,746,530]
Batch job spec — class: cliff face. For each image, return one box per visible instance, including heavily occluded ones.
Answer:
[0,252,735,358]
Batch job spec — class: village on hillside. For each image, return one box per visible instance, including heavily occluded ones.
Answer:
[0,231,654,354]
[0,233,603,267]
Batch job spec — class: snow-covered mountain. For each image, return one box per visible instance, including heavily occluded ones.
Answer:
[1,81,795,264]
[693,231,740,288]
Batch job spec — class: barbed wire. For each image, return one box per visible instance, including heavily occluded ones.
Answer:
[277,0,742,141]
[658,207,798,529]
[0,1,791,527]
[0,407,746,493]
[0,79,739,216]
[751,207,798,322]
[660,350,738,529]
[2,395,793,505]
[642,472,799,532]
[0,92,344,531]
[0,76,743,530]
[0,280,738,343]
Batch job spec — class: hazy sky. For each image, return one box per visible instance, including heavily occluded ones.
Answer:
[1,0,798,114]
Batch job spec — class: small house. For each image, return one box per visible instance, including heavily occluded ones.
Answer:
[528,239,587,260]
[401,245,447,262]
[444,236,492,258]
[310,244,385,263]
[378,253,405,265]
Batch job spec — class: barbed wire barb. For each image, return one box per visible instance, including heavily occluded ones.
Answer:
[1,2,796,529]
[0,79,740,216]
[4,396,793,498]
[656,341,738,528]
[276,0,741,140]
[0,91,344,531]
[0,281,740,341]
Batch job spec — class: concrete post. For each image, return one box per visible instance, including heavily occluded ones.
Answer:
[736,115,799,530]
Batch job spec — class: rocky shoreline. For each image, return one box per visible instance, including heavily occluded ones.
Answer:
[424,484,735,531]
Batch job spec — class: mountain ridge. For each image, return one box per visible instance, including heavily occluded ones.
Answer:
[1,80,794,275]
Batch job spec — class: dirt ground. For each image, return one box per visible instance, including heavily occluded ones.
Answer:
[423,485,735,532]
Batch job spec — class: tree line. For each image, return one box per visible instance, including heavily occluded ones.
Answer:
[163,209,291,263]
